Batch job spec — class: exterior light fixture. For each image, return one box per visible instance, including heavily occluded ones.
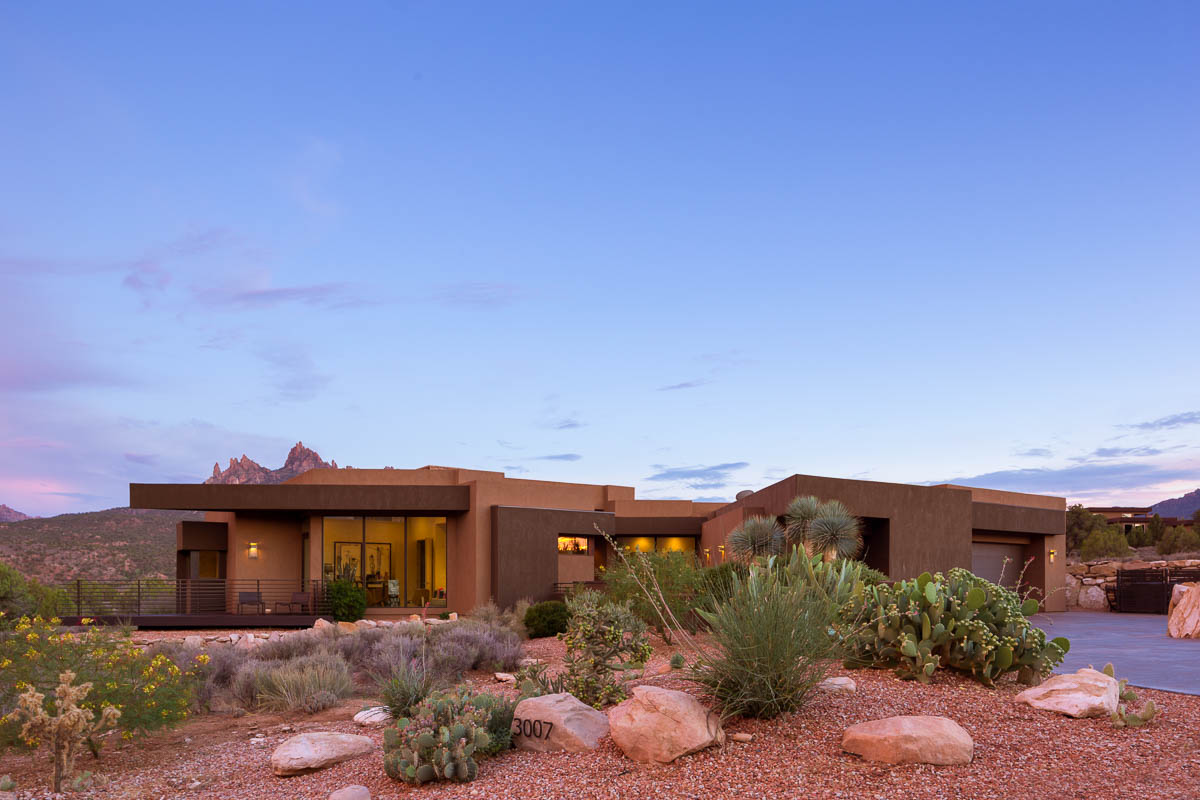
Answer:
[1048,549,1057,564]
[248,542,259,559]
[703,548,711,565]
[717,544,726,562]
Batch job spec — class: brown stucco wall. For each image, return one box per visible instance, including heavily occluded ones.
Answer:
[490,506,614,609]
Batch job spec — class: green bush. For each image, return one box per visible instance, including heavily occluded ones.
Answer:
[837,568,1069,687]
[691,556,842,719]
[669,653,685,670]
[328,579,367,622]
[468,599,529,639]
[1157,525,1200,556]
[833,559,890,586]
[0,562,66,624]
[1081,527,1131,561]
[383,688,492,784]
[695,561,749,611]
[378,660,435,719]
[602,550,704,638]
[254,653,353,713]
[469,692,517,756]
[558,590,651,708]
[523,600,568,639]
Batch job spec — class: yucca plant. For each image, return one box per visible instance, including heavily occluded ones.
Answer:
[784,496,862,561]
[727,516,783,561]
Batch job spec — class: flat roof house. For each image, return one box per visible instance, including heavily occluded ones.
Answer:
[119,465,1066,626]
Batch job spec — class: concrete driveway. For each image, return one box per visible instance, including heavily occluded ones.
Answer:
[1032,611,1200,695]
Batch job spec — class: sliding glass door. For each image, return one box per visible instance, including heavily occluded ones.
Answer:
[322,516,447,608]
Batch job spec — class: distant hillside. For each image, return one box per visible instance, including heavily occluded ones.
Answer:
[206,441,336,485]
[1153,488,1200,520]
[0,508,202,583]
[0,504,31,522]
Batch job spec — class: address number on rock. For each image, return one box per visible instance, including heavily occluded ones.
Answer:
[512,717,555,739]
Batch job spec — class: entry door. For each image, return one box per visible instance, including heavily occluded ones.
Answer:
[971,542,1025,588]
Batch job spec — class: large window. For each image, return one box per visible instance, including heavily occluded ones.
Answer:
[614,536,697,554]
[322,516,448,608]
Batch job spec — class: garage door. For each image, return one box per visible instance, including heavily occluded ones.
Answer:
[971,542,1025,588]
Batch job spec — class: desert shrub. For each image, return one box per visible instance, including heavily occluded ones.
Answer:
[837,568,1069,687]
[557,590,651,708]
[332,626,389,667]
[254,653,353,713]
[523,601,569,639]
[470,692,517,756]
[378,660,435,719]
[189,645,250,710]
[0,617,199,747]
[366,632,425,680]
[230,661,272,709]
[0,562,66,624]
[670,653,686,670]
[727,516,784,561]
[1157,525,1200,556]
[691,558,840,719]
[253,630,334,662]
[328,579,367,622]
[602,551,704,639]
[382,687,492,784]
[468,599,530,639]
[834,560,890,586]
[695,561,749,611]
[1081,527,1131,561]
[427,623,522,678]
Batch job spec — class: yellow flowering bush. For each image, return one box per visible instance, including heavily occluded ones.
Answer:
[0,616,202,750]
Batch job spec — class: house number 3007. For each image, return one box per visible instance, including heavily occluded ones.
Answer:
[512,717,554,739]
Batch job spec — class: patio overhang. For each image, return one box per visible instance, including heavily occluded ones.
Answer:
[130,483,471,515]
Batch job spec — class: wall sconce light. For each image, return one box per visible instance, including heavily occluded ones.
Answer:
[1048,549,1057,564]
[703,548,711,565]
[248,542,259,559]
[717,544,726,562]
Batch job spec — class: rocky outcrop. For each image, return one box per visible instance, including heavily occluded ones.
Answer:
[1168,582,1200,638]
[607,686,724,764]
[512,693,609,753]
[1015,667,1118,718]
[842,716,973,765]
[0,503,31,522]
[206,441,336,485]
[270,732,375,776]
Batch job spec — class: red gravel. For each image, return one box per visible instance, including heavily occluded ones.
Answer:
[2,636,1198,800]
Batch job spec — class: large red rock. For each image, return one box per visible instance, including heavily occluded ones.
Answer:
[513,693,609,753]
[842,716,973,765]
[608,686,724,763]
[1168,583,1200,639]
[1015,667,1118,718]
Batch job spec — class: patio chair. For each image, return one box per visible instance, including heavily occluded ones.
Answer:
[274,592,311,614]
[237,591,265,615]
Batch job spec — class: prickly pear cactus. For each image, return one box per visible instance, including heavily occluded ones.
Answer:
[382,689,492,784]
[836,567,1070,687]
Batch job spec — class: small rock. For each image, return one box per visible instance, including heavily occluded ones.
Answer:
[731,732,753,743]
[279,724,294,733]
[336,621,358,635]
[608,686,725,763]
[183,736,193,744]
[377,620,394,628]
[329,786,371,800]
[270,732,375,776]
[352,707,392,727]
[448,612,459,621]
[313,618,334,632]
[642,662,672,677]
[518,657,542,667]
[187,780,202,790]
[818,677,857,694]
[1168,582,1200,638]
[268,631,282,642]
[216,636,230,643]
[183,635,204,649]
[494,672,516,683]
[354,619,377,630]
[228,633,240,644]
[842,715,973,765]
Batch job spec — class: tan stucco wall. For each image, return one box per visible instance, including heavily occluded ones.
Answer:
[557,554,595,584]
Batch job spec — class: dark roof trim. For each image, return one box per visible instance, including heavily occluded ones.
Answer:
[130,483,470,514]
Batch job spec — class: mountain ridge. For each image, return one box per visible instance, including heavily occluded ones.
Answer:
[1152,488,1200,520]
[205,441,336,485]
[0,504,32,523]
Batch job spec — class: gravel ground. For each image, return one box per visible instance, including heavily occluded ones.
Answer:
[2,635,1198,800]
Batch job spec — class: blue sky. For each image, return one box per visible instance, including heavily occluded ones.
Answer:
[2,2,1198,517]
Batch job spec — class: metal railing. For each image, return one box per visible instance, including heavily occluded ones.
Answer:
[54,578,330,618]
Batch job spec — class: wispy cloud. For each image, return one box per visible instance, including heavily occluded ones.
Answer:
[927,461,1198,496]
[123,453,158,465]
[658,378,710,391]
[497,440,523,450]
[533,453,582,462]
[431,282,523,308]
[1014,447,1053,458]
[256,346,330,402]
[192,282,360,310]
[646,461,750,489]
[1125,411,1200,431]
[547,417,584,430]
[0,355,132,394]
[1074,445,1174,461]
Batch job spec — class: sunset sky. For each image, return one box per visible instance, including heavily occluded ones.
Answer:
[2,2,1198,517]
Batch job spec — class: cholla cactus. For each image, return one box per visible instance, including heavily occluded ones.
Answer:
[6,671,121,793]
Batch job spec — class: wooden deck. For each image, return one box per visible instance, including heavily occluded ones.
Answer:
[60,614,330,629]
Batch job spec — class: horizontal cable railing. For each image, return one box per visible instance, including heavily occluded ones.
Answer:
[53,579,330,618]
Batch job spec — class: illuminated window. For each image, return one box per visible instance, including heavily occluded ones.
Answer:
[323,516,447,608]
[615,536,697,554]
[557,536,590,554]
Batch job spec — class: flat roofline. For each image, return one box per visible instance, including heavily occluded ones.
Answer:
[130,483,470,514]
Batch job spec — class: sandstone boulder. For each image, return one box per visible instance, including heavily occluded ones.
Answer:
[1168,582,1200,639]
[329,786,370,800]
[494,672,516,683]
[1065,573,1081,606]
[313,618,334,632]
[1087,562,1118,577]
[352,706,391,726]
[336,621,358,634]
[842,716,973,765]
[183,635,204,649]
[354,619,376,630]
[513,693,609,753]
[608,686,724,763]
[1015,667,1118,718]
[1077,584,1108,611]
[270,732,375,776]
[818,677,856,694]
